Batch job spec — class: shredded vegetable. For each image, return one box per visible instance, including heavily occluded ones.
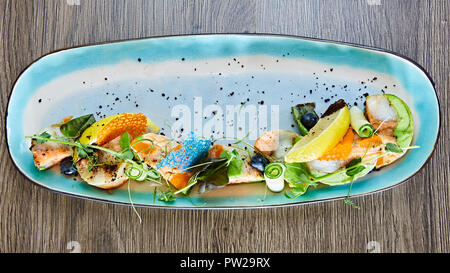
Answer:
[264,162,286,192]
[125,162,160,182]
[350,106,374,138]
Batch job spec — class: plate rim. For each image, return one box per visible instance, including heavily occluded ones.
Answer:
[4,33,442,210]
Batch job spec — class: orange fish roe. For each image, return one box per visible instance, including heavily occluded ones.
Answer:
[318,128,354,161]
[97,113,147,145]
[169,172,192,189]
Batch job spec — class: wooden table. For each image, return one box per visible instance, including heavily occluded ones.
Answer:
[0,0,448,253]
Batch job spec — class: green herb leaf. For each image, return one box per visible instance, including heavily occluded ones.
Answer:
[385,143,403,153]
[344,198,360,209]
[345,157,365,177]
[117,150,134,160]
[283,162,316,198]
[220,149,244,179]
[120,132,131,150]
[284,184,310,199]
[60,114,95,138]
[115,132,134,160]
[284,162,316,186]
[346,165,366,176]
[345,157,362,168]
[158,191,176,202]
[35,132,51,144]
[77,147,88,159]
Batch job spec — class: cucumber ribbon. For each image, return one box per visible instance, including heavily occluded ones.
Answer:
[264,162,286,192]
[349,106,374,138]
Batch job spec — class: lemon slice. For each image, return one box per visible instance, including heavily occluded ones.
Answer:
[146,117,160,134]
[284,106,350,163]
[79,113,159,145]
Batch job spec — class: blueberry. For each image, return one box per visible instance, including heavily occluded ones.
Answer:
[301,112,319,130]
[250,154,269,172]
[60,157,78,175]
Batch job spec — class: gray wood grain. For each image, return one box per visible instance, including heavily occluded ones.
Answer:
[0,0,448,253]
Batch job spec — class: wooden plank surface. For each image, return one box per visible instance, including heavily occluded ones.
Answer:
[0,0,448,253]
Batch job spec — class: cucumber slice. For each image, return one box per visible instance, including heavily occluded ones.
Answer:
[385,94,414,148]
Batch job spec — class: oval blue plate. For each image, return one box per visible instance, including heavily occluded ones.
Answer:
[6,34,439,209]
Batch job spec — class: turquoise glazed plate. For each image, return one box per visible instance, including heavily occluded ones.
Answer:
[6,34,439,209]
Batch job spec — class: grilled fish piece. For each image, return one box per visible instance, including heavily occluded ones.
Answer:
[76,136,128,189]
[30,125,72,170]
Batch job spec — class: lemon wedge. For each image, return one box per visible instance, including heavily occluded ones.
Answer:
[284,105,350,163]
[146,117,160,134]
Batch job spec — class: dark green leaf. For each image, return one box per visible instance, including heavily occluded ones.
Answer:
[77,147,93,159]
[198,162,229,186]
[345,157,362,169]
[385,143,403,153]
[77,147,88,159]
[35,132,51,144]
[176,157,228,195]
[346,165,366,176]
[76,142,94,159]
[344,157,365,177]
[191,157,229,186]
[291,106,309,136]
[60,114,95,138]
[291,103,318,136]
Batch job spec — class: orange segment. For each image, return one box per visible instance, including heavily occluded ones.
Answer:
[318,128,354,161]
[169,172,191,189]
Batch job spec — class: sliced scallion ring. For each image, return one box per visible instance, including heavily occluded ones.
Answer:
[264,162,286,192]
[125,165,144,180]
[350,106,374,138]
[125,163,160,182]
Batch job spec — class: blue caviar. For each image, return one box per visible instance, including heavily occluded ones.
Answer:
[156,132,211,171]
